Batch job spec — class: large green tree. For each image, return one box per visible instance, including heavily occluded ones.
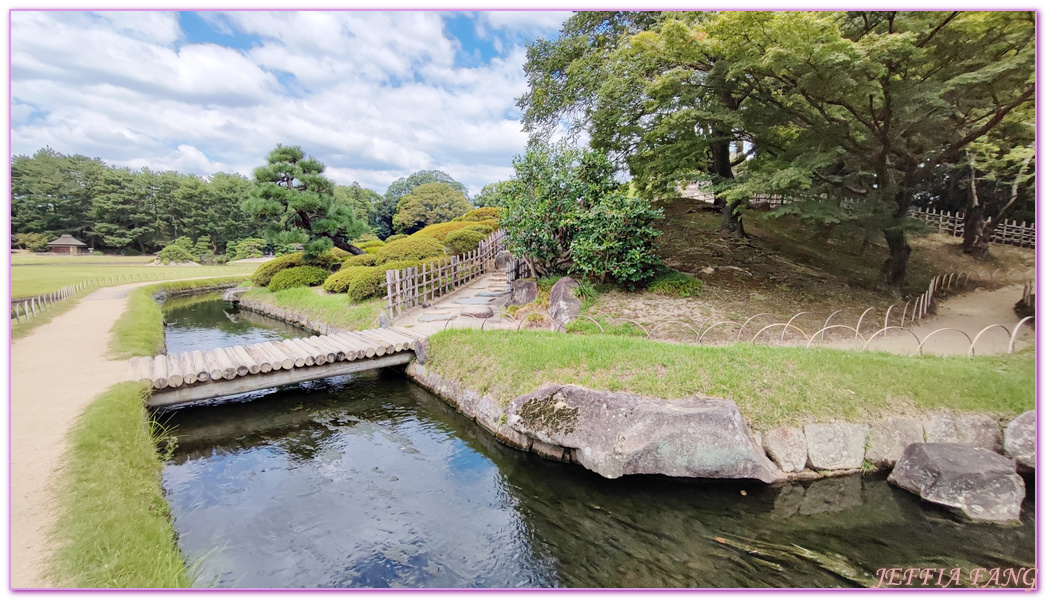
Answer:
[391,183,472,234]
[243,144,368,257]
[709,10,1034,285]
[334,182,381,232]
[376,170,468,238]
[11,148,106,239]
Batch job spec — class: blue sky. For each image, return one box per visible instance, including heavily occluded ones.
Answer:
[10,10,572,195]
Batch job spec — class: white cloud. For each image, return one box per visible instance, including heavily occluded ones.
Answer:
[10,10,548,194]
[480,10,572,33]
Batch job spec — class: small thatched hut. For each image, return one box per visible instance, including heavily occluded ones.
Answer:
[47,234,89,255]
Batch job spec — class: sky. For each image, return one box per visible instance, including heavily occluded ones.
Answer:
[10,10,573,196]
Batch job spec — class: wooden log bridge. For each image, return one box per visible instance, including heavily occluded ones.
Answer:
[129,327,426,408]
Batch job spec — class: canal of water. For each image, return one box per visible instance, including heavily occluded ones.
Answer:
[155,296,1036,588]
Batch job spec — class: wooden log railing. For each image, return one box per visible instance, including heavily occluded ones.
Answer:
[10,282,90,324]
[384,230,507,319]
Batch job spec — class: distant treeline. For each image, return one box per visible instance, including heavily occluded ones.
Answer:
[10,148,508,255]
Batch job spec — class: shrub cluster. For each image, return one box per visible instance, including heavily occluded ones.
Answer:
[322,266,373,293]
[356,240,386,252]
[444,228,488,255]
[648,270,703,297]
[342,254,379,268]
[384,234,407,243]
[157,245,196,264]
[251,253,304,286]
[346,260,423,302]
[374,236,445,263]
[459,207,501,222]
[268,266,331,292]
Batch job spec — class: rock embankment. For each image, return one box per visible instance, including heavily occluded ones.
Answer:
[405,362,1034,522]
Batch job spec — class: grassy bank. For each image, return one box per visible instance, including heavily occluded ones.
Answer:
[48,382,191,588]
[425,330,1034,430]
[109,276,248,358]
[242,287,383,331]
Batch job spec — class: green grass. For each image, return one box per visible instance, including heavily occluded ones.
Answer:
[425,330,1034,431]
[11,256,256,297]
[48,382,192,588]
[109,277,249,358]
[242,287,384,331]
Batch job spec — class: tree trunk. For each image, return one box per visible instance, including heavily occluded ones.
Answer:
[881,228,911,288]
[961,205,991,258]
[329,236,365,255]
[710,139,744,237]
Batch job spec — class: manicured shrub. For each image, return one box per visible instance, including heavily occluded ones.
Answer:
[251,252,304,286]
[342,253,379,268]
[468,220,498,235]
[330,247,351,259]
[384,234,407,243]
[268,266,331,292]
[322,266,373,293]
[460,207,502,222]
[357,240,386,251]
[228,237,266,260]
[374,236,445,264]
[346,260,424,302]
[648,270,703,297]
[352,233,379,244]
[444,228,488,256]
[157,244,195,265]
[412,221,476,240]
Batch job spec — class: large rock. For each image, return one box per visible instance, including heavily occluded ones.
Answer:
[865,418,924,467]
[1004,411,1035,470]
[955,414,1002,452]
[762,426,807,472]
[888,443,1025,522]
[509,280,537,306]
[506,385,778,482]
[804,423,869,470]
[548,277,582,329]
[922,413,959,443]
[494,250,512,271]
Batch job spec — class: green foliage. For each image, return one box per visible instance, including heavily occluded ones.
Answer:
[648,270,703,297]
[352,233,379,244]
[384,234,406,243]
[322,266,373,293]
[342,253,379,268]
[228,237,266,260]
[571,192,663,286]
[268,265,331,292]
[373,236,446,264]
[171,236,193,250]
[392,182,473,235]
[251,252,304,286]
[346,260,425,301]
[356,239,385,250]
[243,144,367,259]
[377,170,469,238]
[156,244,196,265]
[413,221,478,240]
[459,206,502,221]
[242,287,384,331]
[505,141,662,285]
[444,227,488,255]
[13,232,52,252]
[472,181,514,208]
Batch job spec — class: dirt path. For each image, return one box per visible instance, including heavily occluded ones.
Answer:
[827,283,1034,356]
[9,276,229,588]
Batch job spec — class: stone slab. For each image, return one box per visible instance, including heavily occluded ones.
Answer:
[805,423,869,470]
[454,297,494,305]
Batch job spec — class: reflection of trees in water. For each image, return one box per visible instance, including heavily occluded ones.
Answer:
[159,373,1036,588]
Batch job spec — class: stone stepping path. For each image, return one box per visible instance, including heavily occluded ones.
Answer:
[454,297,494,305]
[476,291,506,297]
[418,313,457,322]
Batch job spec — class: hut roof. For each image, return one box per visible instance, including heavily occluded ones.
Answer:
[48,234,88,247]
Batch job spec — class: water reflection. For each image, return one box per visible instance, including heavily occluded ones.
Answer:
[159,373,1035,589]
[162,294,303,354]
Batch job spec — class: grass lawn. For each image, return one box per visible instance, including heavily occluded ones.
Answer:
[11,256,256,298]
[242,286,384,332]
[48,382,191,588]
[425,330,1034,431]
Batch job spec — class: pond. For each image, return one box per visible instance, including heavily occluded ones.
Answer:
[156,297,1036,588]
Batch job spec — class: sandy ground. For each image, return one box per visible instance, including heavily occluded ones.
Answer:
[10,283,143,588]
[10,276,235,589]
